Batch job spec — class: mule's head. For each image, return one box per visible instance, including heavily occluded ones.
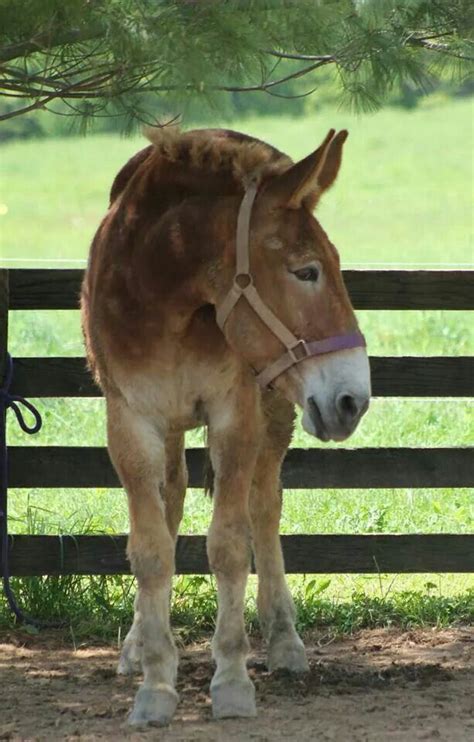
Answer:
[222,129,371,442]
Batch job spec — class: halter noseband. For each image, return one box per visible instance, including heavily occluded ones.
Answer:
[215,182,366,388]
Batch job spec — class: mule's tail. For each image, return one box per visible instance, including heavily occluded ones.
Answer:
[203,429,214,497]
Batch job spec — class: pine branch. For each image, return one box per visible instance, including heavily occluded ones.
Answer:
[1,0,473,126]
[0,24,105,64]
[0,92,63,120]
[407,36,474,62]
[264,50,335,63]
[214,58,335,93]
[0,68,119,120]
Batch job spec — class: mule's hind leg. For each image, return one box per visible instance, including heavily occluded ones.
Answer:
[207,389,261,718]
[250,394,309,673]
[107,397,179,726]
[118,431,187,676]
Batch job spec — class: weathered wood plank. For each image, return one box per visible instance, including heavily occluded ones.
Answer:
[8,446,474,489]
[344,270,474,310]
[368,356,474,397]
[9,269,474,310]
[10,356,474,398]
[9,269,82,310]
[0,270,9,381]
[12,357,100,397]
[7,533,474,576]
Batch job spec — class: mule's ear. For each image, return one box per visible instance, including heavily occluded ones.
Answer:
[304,129,348,211]
[264,129,348,210]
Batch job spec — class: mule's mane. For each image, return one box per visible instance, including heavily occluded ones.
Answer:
[146,127,292,190]
[110,127,292,213]
[109,127,293,205]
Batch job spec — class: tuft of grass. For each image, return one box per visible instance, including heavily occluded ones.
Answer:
[293,588,474,636]
[2,574,472,642]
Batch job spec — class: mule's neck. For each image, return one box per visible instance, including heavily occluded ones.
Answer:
[137,193,241,318]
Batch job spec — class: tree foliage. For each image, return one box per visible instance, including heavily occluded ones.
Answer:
[1,0,473,131]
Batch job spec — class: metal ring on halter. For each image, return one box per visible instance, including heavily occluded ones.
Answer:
[234,273,253,290]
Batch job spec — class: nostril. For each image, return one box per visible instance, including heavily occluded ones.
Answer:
[337,394,359,421]
[336,393,370,425]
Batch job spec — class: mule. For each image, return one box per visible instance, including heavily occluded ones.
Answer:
[81,126,371,725]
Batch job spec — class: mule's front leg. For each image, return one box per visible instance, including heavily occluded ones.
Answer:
[250,471,308,673]
[107,398,178,726]
[117,431,187,677]
[207,394,261,719]
[250,396,308,673]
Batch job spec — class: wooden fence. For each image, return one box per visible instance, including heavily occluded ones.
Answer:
[2,268,474,577]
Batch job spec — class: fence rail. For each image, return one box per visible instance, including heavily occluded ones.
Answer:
[10,356,474,398]
[8,534,474,576]
[8,268,474,310]
[2,268,474,577]
[9,446,474,490]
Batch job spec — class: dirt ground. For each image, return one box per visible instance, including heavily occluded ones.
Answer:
[0,627,472,741]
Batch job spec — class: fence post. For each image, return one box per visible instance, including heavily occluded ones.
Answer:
[0,269,50,625]
[0,270,8,380]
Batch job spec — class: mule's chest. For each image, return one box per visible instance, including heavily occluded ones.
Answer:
[115,348,245,431]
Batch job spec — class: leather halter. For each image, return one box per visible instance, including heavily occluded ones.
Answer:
[216,181,366,388]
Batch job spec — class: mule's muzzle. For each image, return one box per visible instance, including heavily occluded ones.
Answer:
[307,391,369,442]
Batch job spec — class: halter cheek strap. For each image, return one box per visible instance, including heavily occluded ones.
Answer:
[215,182,366,388]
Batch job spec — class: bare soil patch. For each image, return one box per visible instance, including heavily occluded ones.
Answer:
[0,627,472,741]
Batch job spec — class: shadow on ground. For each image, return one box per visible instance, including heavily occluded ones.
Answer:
[0,627,473,740]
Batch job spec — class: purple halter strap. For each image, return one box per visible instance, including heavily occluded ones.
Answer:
[215,181,366,388]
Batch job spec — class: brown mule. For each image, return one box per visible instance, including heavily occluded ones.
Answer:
[81,126,371,725]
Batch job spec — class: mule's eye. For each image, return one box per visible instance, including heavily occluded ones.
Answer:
[293,266,320,282]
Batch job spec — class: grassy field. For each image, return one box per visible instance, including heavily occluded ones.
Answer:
[1,99,473,635]
[1,98,473,267]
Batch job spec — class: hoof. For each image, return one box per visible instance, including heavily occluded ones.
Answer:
[268,637,309,673]
[211,679,256,719]
[117,641,142,675]
[128,685,179,726]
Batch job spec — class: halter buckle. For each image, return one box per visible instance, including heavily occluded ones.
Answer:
[234,273,253,290]
[288,339,310,363]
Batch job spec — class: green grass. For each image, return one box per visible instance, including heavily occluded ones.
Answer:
[1,99,473,635]
[7,574,474,642]
[1,98,472,266]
